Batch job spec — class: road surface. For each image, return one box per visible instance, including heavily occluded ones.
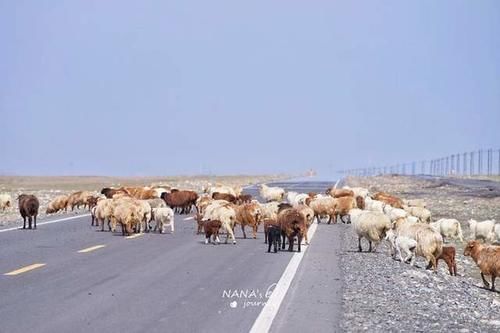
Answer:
[0,181,343,333]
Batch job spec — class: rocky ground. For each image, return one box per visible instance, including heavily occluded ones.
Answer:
[340,175,500,332]
[0,174,286,227]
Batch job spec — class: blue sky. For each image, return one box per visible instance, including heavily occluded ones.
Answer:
[1,0,499,177]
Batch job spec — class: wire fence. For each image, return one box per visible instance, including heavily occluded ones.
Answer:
[338,148,500,177]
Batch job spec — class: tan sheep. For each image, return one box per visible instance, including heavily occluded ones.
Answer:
[46,195,69,214]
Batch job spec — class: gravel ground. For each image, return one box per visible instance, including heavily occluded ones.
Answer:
[339,175,500,332]
[0,174,286,228]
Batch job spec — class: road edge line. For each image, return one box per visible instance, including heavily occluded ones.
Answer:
[249,221,319,333]
[0,214,91,233]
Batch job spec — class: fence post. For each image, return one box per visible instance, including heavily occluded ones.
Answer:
[470,151,475,176]
[456,154,460,175]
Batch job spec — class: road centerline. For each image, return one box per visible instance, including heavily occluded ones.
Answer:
[125,233,144,239]
[4,263,47,276]
[77,245,106,253]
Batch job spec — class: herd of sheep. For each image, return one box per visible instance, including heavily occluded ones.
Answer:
[1,182,500,291]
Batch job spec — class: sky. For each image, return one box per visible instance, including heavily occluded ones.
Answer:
[1,0,499,178]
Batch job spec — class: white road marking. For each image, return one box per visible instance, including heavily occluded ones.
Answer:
[250,222,319,333]
[78,245,106,253]
[4,263,46,276]
[184,216,194,221]
[0,214,91,233]
[125,233,144,239]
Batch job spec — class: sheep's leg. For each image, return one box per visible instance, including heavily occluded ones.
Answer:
[267,239,272,253]
[453,261,457,276]
[288,236,294,252]
[491,276,496,291]
[252,225,257,239]
[481,273,491,289]
[281,232,286,250]
[305,232,309,245]
[22,216,26,229]
[297,235,302,252]
[368,241,372,252]
[264,228,268,244]
[241,225,247,239]
[327,214,332,224]
[34,215,37,229]
[28,216,32,229]
[396,246,404,262]
[358,236,363,252]
[277,234,281,251]
[429,256,438,273]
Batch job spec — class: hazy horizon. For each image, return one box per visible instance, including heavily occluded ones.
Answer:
[2,1,499,178]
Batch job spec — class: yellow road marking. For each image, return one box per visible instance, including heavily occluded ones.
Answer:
[4,263,46,276]
[125,233,144,239]
[78,245,106,253]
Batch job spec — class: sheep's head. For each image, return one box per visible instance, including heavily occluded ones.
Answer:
[464,240,481,256]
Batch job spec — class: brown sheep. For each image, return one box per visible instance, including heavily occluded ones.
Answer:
[326,188,354,198]
[278,207,307,252]
[355,196,365,210]
[234,202,262,239]
[46,195,69,214]
[162,191,198,214]
[334,196,356,223]
[18,194,40,229]
[212,192,237,203]
[101,187,130,199]
[372,192,404,209]
[203,219,222,244]
[464,240,500,291]
[427,246,457,276]
[67,191,93,211]
[86,196,100,210]
[237,194,252,204]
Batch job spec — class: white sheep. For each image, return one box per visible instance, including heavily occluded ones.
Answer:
[494,224,500,244]
[364,197,385,213]
[152,207,175,233]
[259,201,281,220]
[385,229,417,263]
[383,205,408,221]
[468,219,497,242]
[343,186,369,198]
[352,211,392,252]
[404,206,432,223]
[259,184,285,202]
[203,201,237,244]
[0,193,12,211]
[430,218,464,242]
[394,218,443,271]
[403,199,427,208]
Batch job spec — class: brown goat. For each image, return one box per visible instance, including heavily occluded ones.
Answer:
[237,194,252,204]
[278,208,307,252]
[427,246,457,276]
[203,219,222,244]
[162,191,198,214]
[234,202,261,239]
[372,192,404,209]
[18,194,40,229]
[464,240,500,291]
[212,192,237,203]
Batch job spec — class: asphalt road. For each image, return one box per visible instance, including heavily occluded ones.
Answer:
[0,181,342,333]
